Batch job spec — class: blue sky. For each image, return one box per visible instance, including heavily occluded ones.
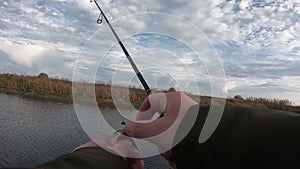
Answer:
[0,0,299,105]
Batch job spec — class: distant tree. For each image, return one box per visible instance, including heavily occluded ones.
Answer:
[167,87,176,92]
[234,95,243,100]
[38,73,48,79]
[161,87,177,93]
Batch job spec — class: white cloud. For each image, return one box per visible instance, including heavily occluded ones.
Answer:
[0,42,46,67]
[225,80,237,94]
[0,0,299,104]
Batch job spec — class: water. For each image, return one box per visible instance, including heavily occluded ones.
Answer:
[0,94,171,168]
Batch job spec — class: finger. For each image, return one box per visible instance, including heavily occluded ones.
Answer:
[73,140,99,152]
[127,92,182,138]
[161,150,177,169]
[127,158,144,169]
[125,117,171,138]
[136,92,167,121]
[136,96,155,121]
[125,92,198,152]
[125,117,178,153]
[147,92,167,113]
[138,96,151,112]
[112,139,141,158]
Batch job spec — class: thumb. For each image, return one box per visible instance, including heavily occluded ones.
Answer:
[124,122,139,137]
[124,117,168,138]
[136,92,167,121]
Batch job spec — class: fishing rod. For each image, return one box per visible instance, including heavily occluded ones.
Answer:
[90,0,152,95]
[90,0,164,124]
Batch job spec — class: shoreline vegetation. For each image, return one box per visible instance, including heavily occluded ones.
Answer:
[0,73,299,114]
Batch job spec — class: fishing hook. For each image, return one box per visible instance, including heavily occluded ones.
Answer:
[113,120,126,134]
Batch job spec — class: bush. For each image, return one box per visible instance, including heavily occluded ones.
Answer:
[234,95,243,100]
[38,73,48,79]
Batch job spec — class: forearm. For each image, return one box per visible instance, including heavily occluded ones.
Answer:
[172,105,300,169]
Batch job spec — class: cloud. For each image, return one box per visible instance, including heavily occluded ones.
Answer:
[225,80,237,94]
[0,49,29,73]
[0,42,46,67]
[0,0,299,104]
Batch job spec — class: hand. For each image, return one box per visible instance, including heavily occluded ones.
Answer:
[74,134,144,169]
[124,92,198,168]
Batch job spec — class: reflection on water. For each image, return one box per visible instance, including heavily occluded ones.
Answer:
[0,94,170,168]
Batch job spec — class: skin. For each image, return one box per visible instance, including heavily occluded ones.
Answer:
[77,92,197,169]
[78,92,300,169]
[125,92,198,169]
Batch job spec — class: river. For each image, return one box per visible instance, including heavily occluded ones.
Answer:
[0,94,171,168]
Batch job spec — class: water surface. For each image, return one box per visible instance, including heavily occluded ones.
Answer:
[0,94,170,168]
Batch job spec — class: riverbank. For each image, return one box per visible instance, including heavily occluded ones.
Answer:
[0,73,146,108]
[0,73,299,113]
[1,92,138,109]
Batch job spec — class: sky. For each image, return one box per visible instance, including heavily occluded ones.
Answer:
[0,0,299,105]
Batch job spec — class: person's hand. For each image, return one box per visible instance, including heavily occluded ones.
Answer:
[74,134,144,169]
[124,92,198,169]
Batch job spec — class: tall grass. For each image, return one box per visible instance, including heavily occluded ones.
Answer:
[0,73,147,107]
[0,73,299,113]
[0,73,72,98]
[226,95,300,114]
